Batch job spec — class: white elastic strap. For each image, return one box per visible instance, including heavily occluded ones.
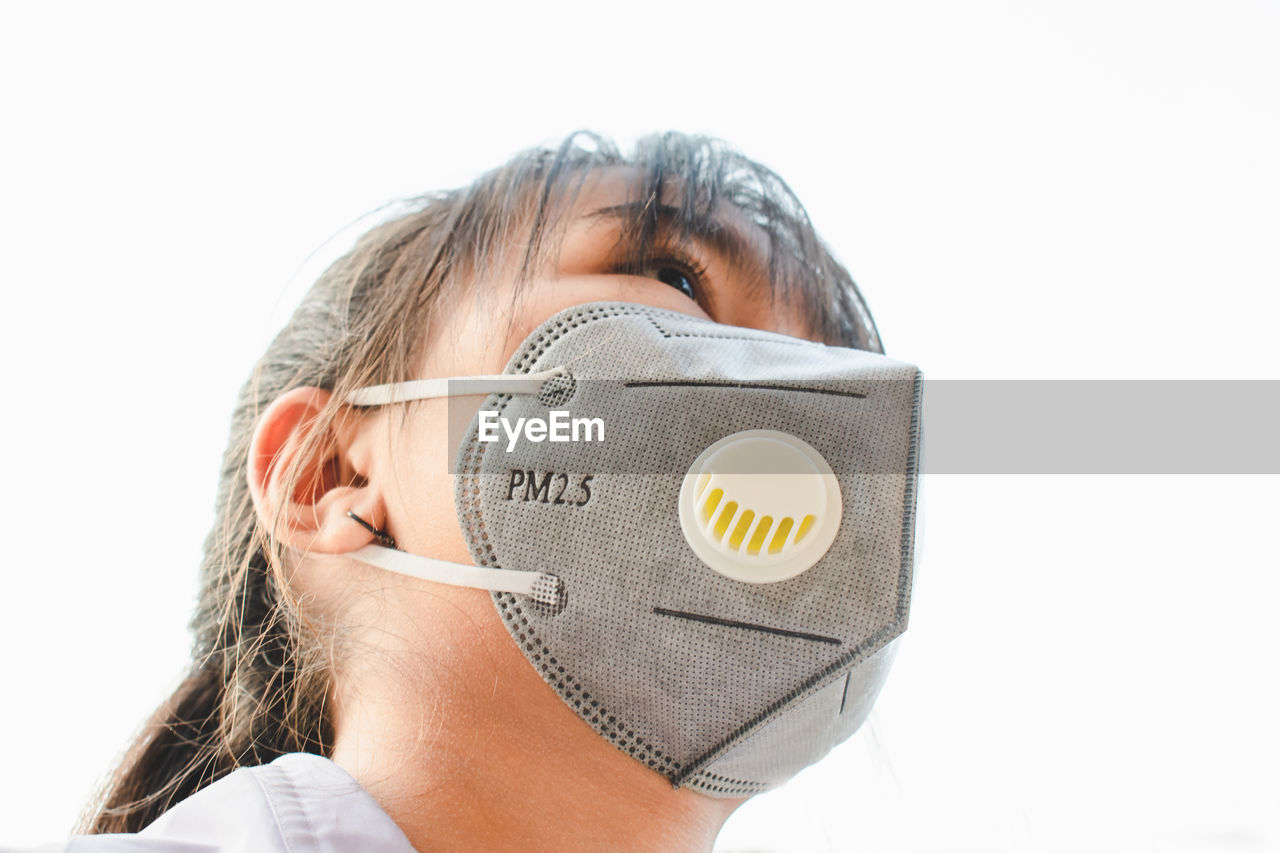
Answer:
[347,544,562,607]
[346,367,568,407]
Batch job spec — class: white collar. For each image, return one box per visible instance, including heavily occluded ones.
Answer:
[57,753,416,853]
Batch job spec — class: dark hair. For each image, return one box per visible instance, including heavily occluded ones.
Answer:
[80,130,882,833]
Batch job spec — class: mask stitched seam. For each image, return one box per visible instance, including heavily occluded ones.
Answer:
[896,371,923,626]
[511,302,816,377]
[686,769,771,796]
[674,620,907,787]
[495,594,685,776]
[513,303,640,374]
[643,313,813,345]
[461,303,688,780]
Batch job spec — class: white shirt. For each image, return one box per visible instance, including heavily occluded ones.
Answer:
[1,753,417,853]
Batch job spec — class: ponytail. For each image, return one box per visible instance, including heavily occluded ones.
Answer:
[82,546,332,833]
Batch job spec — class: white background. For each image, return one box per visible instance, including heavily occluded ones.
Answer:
[2,2,1277,851]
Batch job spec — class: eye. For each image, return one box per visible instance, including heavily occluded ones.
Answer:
[653,266,697,301]
[612,241,709,303]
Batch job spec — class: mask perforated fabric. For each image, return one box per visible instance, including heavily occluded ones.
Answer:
[454,302,922,796]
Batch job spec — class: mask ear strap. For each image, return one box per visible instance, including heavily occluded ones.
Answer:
[340,367,567,606]
[347,544,562,608]
[345,367,568,407]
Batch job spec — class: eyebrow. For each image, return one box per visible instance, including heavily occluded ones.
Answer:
[583,201,764,272]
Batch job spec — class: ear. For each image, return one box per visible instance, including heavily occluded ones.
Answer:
[247,387,387,555]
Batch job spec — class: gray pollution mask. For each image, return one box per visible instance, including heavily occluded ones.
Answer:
[343,301,922,797]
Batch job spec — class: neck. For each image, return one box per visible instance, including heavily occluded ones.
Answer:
[328,586,744,852]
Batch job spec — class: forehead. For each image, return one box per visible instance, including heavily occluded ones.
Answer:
[559,167,770,248]
[548,169,777,297]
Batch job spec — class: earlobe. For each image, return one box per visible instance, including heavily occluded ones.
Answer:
[247,387,387,556]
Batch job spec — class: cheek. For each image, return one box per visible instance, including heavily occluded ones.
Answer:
[725,303,817,342]
[378,401,477,564]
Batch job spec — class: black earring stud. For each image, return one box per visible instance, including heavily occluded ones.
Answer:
[347,510,398,549]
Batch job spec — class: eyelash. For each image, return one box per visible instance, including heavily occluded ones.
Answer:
[618,241,710,293]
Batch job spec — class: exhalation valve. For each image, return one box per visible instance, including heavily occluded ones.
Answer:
[678,429,843,583]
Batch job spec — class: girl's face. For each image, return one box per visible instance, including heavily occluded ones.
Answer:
[306,172,823,805]
[288,169,828,810]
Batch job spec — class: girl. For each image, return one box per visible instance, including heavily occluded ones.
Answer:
[21,131,916,852]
